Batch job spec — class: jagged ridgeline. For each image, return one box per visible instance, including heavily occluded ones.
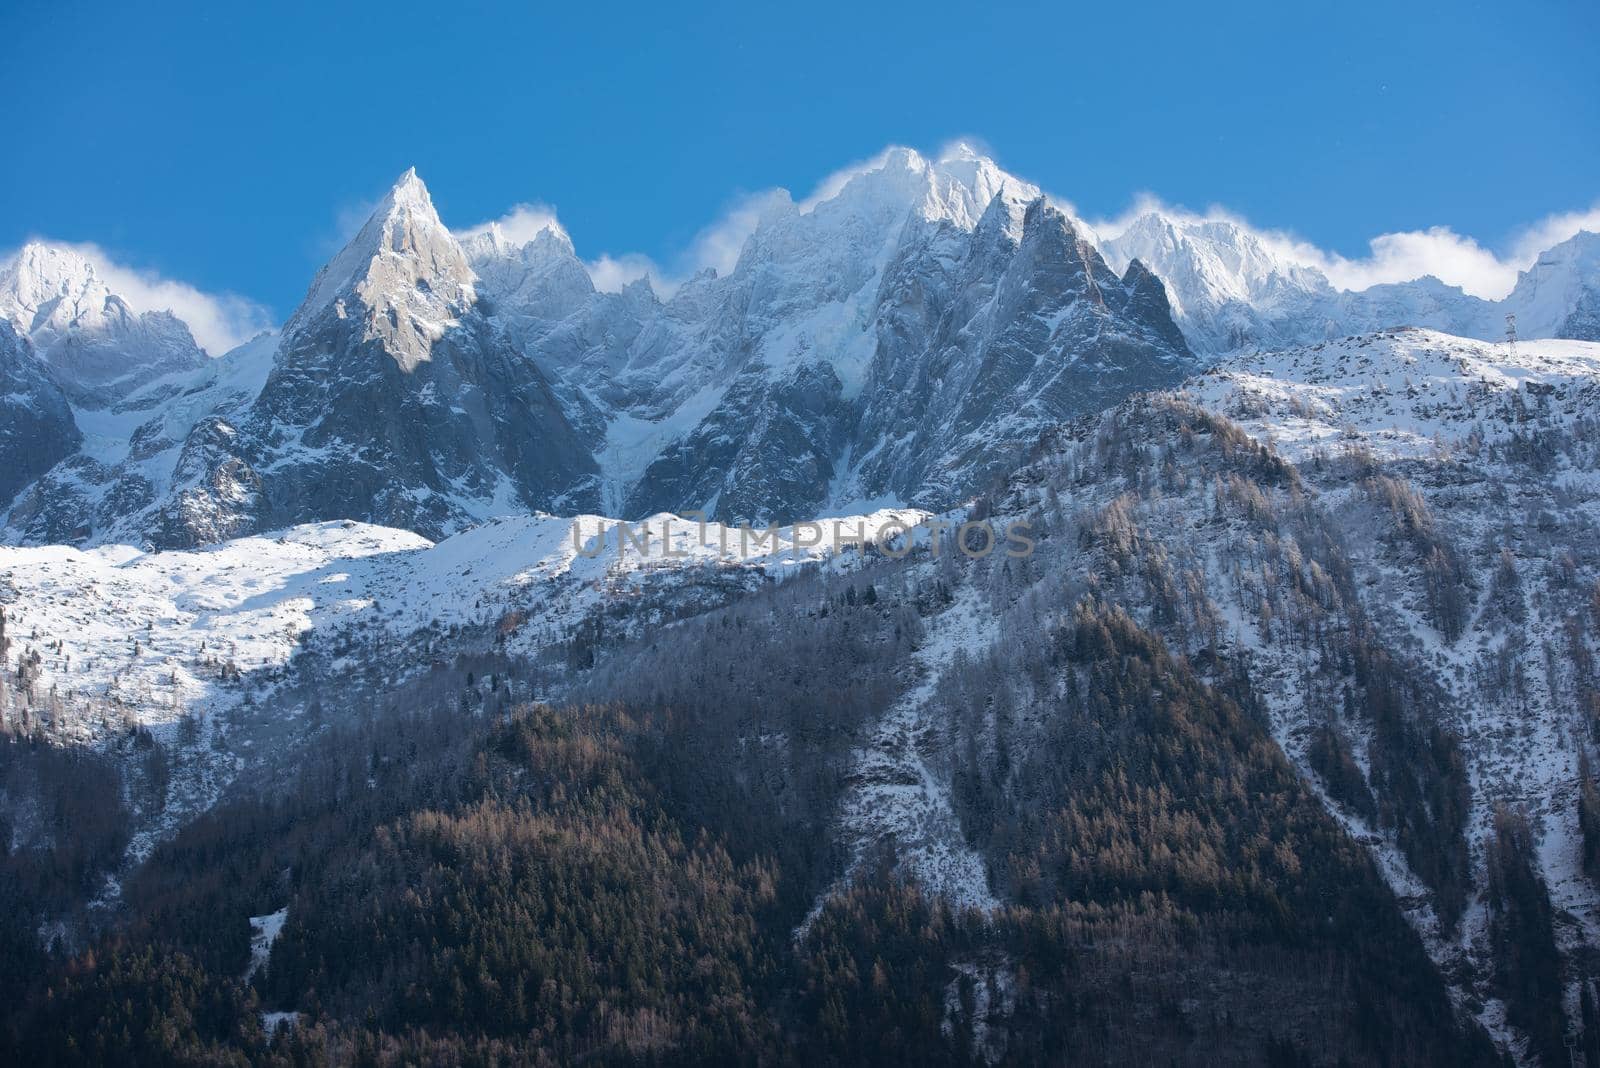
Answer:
[3,147,1596,549]
[0,148,1195,548]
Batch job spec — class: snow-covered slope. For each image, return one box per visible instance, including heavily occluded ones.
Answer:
[1184,327,1600,459]
[0,506,928,741]
[1197,333,1600,1053]
[1181,333,1600,930]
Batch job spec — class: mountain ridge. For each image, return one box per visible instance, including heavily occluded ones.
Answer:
[1101,210,1600,353]
[1,151,1189,544]
[2,148,1597,552]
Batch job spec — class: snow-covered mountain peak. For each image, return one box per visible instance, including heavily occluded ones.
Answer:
[938,139,984,162]
[1105,211,1333,313]
[1101,210,1532,354]
[619,273,657,301]
[289,168,477,362]
[1103,209,1600,355]
[1552,227,1600,265]
[461,218,593,322]
[0,242,123,341]
[1505,229,1600,340]
[922,146,1037,230]
[387,166,429,209]
[801,145,1040,238]
[0,241,207,407]
[296,169,465,302]
[460,217,576,260]
[3,240,99,306]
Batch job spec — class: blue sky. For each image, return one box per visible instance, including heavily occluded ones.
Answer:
[3,0,1597,344]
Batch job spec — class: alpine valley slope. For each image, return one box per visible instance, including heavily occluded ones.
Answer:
[680,326,1598,1061]
[0,508,931,742]
[3,325,1598,1063]
[956,327,1600,1058]
[0,506,928,874]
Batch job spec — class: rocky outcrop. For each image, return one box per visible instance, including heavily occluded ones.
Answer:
[161,170,600,545]
[853,197,1193,507]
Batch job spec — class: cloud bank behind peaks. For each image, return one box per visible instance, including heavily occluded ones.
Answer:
[1093,194,1600,301]
[460,188,788,297]
[455,202,566,247]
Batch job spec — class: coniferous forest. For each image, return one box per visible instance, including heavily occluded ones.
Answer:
[0,560,1531,1065]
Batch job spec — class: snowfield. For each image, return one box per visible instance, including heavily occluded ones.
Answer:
[1183,327,1600,461]
[0,508,929,743]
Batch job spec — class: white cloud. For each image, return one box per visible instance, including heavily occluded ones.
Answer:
[1315,228,1516,298]
[458,188,791,297]
[1509,202,1600,266]
[13,241,276,355]
[677,189,789,280]
[456,202,567,246]
[586,252,658,293]
[601,188,789,295]
[1092,196,1600,301]
[466,142,1051,297]
[459,202,658,294]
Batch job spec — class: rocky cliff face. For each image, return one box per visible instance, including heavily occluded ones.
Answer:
[852,196,1192,507]
[0,322,79,510]
[129,146,1190,534]
[161,170,601,545]
[481,145,1193,522]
